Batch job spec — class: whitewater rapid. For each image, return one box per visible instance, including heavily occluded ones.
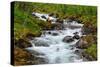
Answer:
[26,12,84,64]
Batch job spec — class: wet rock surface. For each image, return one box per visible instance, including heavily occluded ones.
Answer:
[26,50,45,56]
[41,15,47,19]
[81,51,97,61]
[14,12,97,65]
[15,39,32,48]
[75,39,88,49]
[75,35,94,49]
[52,32,59,36]
[14,46,48,65]
[73,35,80,40]
[34,40,49,47]
[63,36,74,43]
[51,23,64,30]
[75,35,97,61]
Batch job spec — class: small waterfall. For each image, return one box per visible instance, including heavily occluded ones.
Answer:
[26,12,84,64]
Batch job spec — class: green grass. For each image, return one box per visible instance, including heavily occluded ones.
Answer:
[31,2,97,29]
[13,1,97,62]
[85,44,97,59]
[32,3,97,17]
[14,1,97,39]
[14,3,42,39]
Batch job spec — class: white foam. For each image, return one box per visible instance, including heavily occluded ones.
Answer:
[27,28,83,63]
[28,12,84,63]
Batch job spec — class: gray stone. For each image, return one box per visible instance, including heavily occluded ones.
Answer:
[34,40,49,47]
[73,35,80,40]
[52,32,59,36]
[63,36,74,43]
[75,39,88,49]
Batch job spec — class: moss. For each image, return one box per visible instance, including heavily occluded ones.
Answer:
[14,2,97,39]
[84,44,97,60]
[13,2,97,64]
[14,46,47,65]
[14,46,32,65]
[82,35,95,44]
[14,3,43,40]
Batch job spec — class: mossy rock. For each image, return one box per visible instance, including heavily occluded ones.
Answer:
[14,46,47,65]
[82,44,97,61]
[82,35,95,44]
[76,35,96,49]
[15,39,32,48]
[14,46,33,65]
[25,32,42,40]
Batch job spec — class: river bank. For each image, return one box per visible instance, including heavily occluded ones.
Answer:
[13,2,97,66]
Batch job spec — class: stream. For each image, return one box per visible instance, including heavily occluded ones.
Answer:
[26,12,84,64]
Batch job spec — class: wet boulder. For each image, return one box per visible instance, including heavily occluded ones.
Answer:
[74,50,80,54]
[41,15,47,19]
[52,32,59,36]
[34,40,49,47]
[75,39,88,49]
[74,49,82,54]
[73,32,80,40]
[48,31,51,34]
[14,46,48,65]
[68,24,82,29]
[51,23,64,30]
[82,51,96,61]
[73,35,80,40]
[56,18,63,24]
[75,35,95,49]
[15,39,32,48]
[73,32,79,35]
[62,36,74,43]
[26,50,45,56]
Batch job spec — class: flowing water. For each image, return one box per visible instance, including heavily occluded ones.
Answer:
[26,12,84,64]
